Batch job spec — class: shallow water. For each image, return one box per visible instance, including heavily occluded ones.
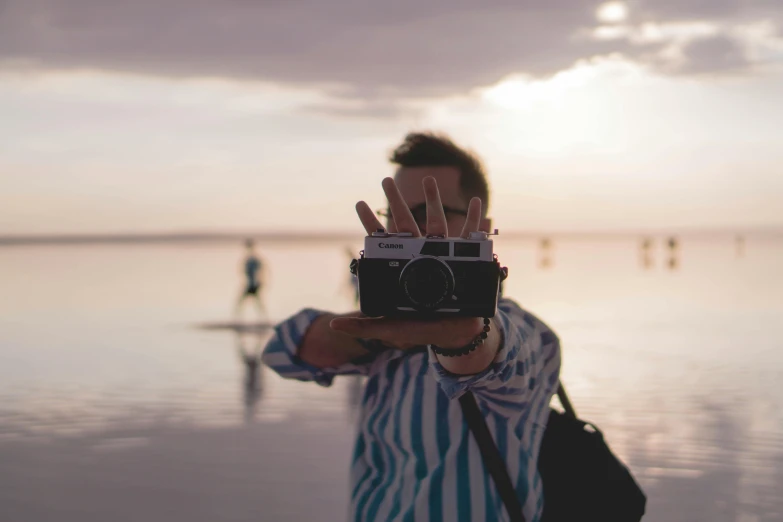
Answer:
[0,236,781,522]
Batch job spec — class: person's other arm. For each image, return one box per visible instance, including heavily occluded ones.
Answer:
[428,298,561,408]
[428,315,503,376]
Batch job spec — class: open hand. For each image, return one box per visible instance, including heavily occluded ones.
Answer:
[329,176,486,350]
[354,176,482,239]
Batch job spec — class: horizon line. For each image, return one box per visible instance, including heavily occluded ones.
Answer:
[1,225,782,246]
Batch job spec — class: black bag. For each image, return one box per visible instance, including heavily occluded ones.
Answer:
[460,384,647,522]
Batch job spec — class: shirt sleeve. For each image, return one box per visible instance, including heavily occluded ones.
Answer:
[427,298,561,411]
[261,308,378,387]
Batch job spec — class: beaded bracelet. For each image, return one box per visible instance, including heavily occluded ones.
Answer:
[430,318,491,357]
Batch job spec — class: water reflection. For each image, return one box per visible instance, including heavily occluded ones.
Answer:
[2,382,780,521]
[1,238,782,521]
[623,397,783,521]
[0,414,356,522]
[236,331,268,423]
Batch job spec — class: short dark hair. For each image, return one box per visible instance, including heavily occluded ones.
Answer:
[389,132,490,214]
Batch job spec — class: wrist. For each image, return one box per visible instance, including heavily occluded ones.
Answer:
[431,318,501,376]
[430,318,492,357]
[434,317,485,349]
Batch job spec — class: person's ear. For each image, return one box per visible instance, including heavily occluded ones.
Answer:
[480,217,492,233]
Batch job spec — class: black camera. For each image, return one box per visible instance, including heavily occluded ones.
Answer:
[349,229,508,318]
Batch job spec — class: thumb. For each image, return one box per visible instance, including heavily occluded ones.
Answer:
[329,317,375,337]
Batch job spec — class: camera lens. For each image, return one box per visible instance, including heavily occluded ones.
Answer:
[399,257,455,312]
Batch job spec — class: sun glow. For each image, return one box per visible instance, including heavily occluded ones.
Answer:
[596,2,629,24]
[480,62,602,111]
[466,58,654,158]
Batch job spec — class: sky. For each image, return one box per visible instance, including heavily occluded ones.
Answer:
[1,0,782,235]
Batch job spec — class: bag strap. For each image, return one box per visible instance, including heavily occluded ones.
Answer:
[556,383,577,418]
[460,383,574,522]
[459,391,526,522]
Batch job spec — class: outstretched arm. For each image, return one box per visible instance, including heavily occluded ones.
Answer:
[262,309,383,386]
[298,311,375,368]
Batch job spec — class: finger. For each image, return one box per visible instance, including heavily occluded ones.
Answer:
[423,177,447,237]
[382,177,421,236]
[356,201,384,235]
[460,197,482,238]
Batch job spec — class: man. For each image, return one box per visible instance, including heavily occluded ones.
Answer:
[235,239,266,319]
[262,133,561,522]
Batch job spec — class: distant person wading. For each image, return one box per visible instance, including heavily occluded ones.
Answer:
[236,239,267,320]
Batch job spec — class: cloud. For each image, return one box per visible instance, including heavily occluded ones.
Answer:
[632,0,783,24]
[0,0,781,103]
[678,34,750,74]
[300,99,422,120]
[0,0,605,95]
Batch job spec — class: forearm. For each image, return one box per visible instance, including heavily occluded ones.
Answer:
[427,302,544,400]
[297,312,373,369]
[432,317,502,376]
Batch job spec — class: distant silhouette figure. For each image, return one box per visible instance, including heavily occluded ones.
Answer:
[539,237,553,269]
[667,236,679,270]
[345,246,360,306]
[640,237,654,269]
[735,235,745,258]
[236,333,265,423]
[235,239,267,320]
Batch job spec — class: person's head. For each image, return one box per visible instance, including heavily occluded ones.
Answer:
[387,132,491,237]
[245,238,255,251]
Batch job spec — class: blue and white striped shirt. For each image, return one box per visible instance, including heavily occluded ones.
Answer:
[262,298,561,522]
